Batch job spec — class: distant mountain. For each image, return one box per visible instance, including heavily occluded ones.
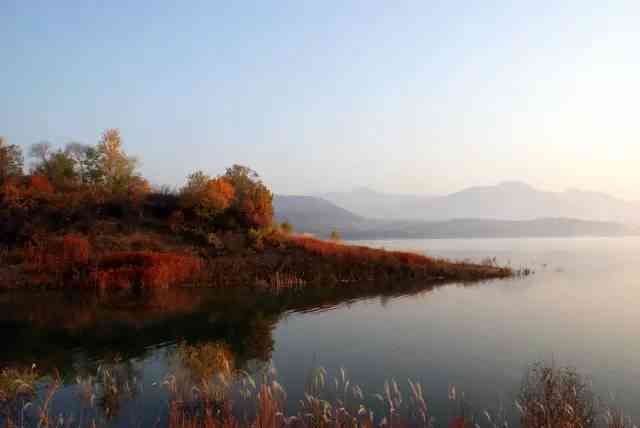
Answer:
[343,217,639,240]
[323,182,640,224]
[273,194,640,239]
[323,187,435,220]
[273,195,365,235]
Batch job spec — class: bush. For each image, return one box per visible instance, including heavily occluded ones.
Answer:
[280,221,293,234]
[92,252,202,289]
[25,234,91,275]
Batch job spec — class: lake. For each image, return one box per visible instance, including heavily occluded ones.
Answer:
[3,236,640,426]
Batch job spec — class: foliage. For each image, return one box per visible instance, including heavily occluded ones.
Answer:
[0,136,24,183]
[24,234,91,283]
[223,164,273,228]
[96,129,140,194]
[329,229,341,241]
[180,171,235,222]
[168,210,186,232]
[92,251,203,289]
[280,220,293,234]
[30,145,78,189]
[27,131,140,194]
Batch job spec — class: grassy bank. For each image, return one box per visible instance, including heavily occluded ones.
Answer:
[0,228,513,291]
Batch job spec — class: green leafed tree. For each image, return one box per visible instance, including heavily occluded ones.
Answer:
[30,146,78,188]
[0,136,24,183]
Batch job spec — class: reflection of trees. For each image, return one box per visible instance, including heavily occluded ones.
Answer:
[0,278,485,392]
[75,356,142,421]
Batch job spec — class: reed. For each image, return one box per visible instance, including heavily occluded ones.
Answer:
[1,360,630,428]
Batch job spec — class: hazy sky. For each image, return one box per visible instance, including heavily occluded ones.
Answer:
[2,1,639,198]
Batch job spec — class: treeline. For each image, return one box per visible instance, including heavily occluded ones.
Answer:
[0,130,274,246]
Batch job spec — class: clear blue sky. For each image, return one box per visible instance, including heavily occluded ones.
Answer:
[2,1,639,198]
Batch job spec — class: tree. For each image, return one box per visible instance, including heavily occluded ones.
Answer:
[28,141,51,165]
[180,171,235,221]
[241,185,273,228]
[96,129,139,193]
[223,164,273,228]
[62,142,104,186]
[0,137,24,183]
[329,229,341,241]
[34,150,77,188]
[29,142,78,188]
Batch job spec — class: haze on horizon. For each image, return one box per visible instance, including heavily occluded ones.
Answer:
[2,1,639,200]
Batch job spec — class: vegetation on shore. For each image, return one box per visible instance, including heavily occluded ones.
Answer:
[0,357,634,428]
[0,131,512,290]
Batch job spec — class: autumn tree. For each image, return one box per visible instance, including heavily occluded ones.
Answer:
[96,129,139,193]
[0,137,24,183]
[223,164,273,228]
[180,171,236,222]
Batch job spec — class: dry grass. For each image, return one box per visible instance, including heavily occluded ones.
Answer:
[0,360,635,428]
[517,363,596,428]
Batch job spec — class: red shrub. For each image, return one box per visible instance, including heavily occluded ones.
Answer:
[26,234,91,274]
[285,235,436,268]
[62,234,90,265]
[26,175,54,194]
[92,251,202,289]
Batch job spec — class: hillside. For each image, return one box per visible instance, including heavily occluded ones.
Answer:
[273,195,364,230]
[273,195,640,239]
[323,182,640,224]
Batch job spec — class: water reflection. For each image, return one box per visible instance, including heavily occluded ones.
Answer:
[0,280,484,373]
[0,280,493,426]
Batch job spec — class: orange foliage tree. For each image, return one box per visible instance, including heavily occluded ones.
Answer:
[180,171,235,222]
[223,165,273,229]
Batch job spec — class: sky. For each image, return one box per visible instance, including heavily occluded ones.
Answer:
[2,1,639,199]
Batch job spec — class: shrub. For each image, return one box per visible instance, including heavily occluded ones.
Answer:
[92,252,202,289]
[280,221,293,234]
[26,175,54,194]
[25,234,91,277]
[168,210,185,232]
[61,234,91,266]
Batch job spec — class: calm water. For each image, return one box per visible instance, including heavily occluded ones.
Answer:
[3,237,640,425]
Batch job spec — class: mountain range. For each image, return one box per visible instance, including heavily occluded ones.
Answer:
[323,181,640,224]
[274,182,640,239]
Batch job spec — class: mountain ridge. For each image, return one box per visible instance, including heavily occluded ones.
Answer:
[321,182,640,224]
